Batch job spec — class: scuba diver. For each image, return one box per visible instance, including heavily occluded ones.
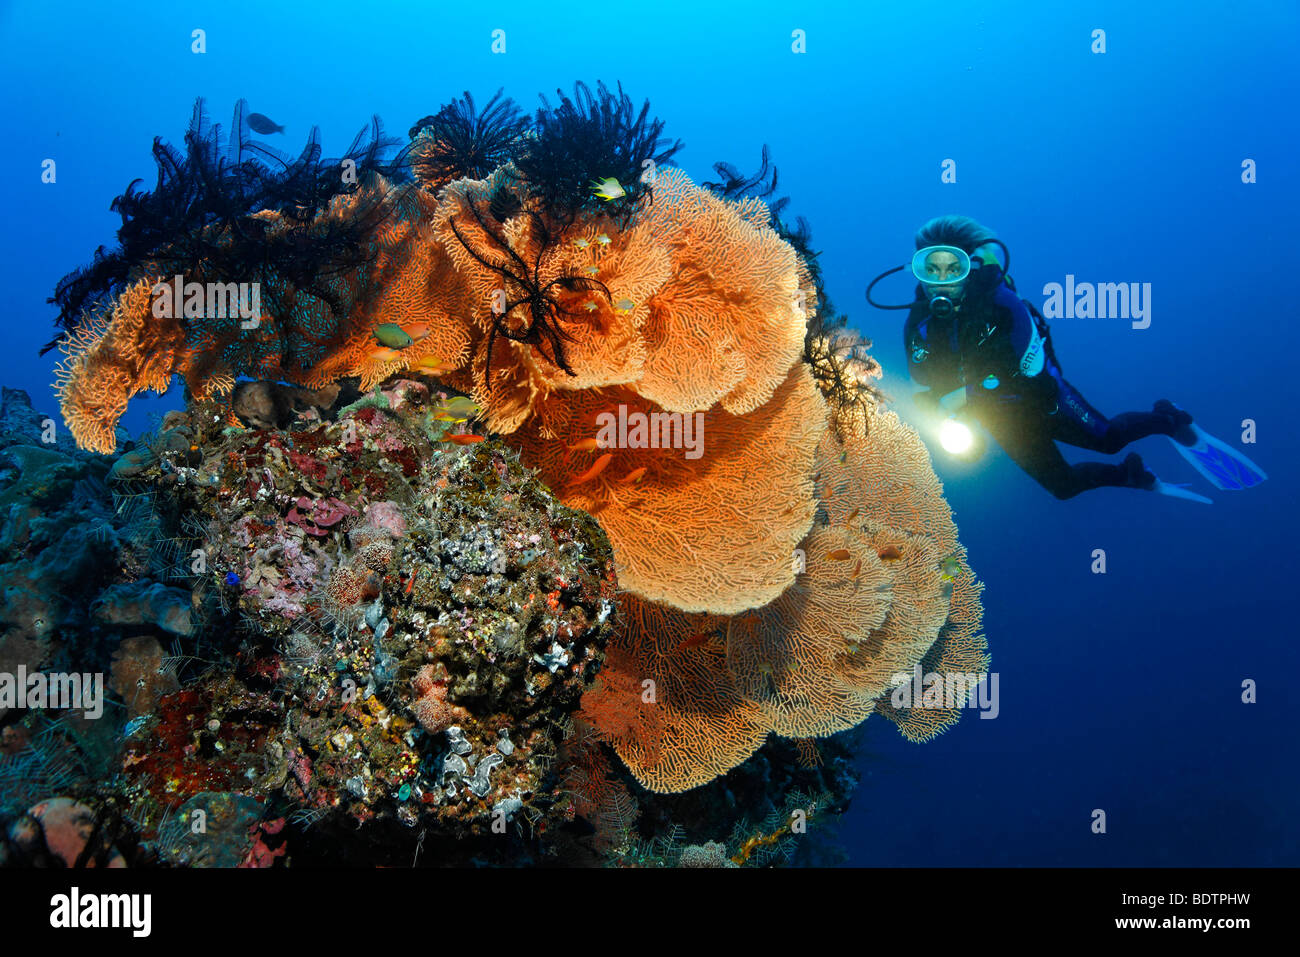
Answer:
[866,215,1267,502]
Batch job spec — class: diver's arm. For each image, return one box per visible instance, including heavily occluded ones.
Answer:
[905,309,964,394]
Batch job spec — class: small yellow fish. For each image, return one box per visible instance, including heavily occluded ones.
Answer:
[583,265,600,277]
[612,297,635,314]
[573,237,591,250]
[583,301,599,313]
[435,396,481,422]
[595,233,612,246]
[590,178,626,202]
[939,554,962,581]
[370,347,402,362]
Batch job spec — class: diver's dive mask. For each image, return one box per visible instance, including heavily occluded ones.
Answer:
[912,245,970,319]
[866,238,1011,317]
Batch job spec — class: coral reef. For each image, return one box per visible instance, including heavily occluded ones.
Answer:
[20,87,989,864]
[0,388,153,720]
[98,384,617,855]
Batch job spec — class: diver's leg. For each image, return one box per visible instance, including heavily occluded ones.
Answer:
[981,408,1151,500]
[1051,377,1184,453]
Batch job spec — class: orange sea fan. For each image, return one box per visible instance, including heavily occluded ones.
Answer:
[634,168,807,417]
[429,166,530,328]
[818,401,988,743]
[518,216,670,393]
[578,372,984,790]
[451,215,672,433]
[55,277,183,454]
[429,165,805,436]
[513,362,826,614]
[585,593,768,794]
[872,574,990,743]
[723,523,898,739]
[428,171,674,430]
[284,189,477,392]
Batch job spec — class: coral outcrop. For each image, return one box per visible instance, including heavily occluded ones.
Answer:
[28,87,987,859]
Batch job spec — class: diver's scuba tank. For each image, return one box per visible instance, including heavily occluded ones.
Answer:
[1002,271,1062,373]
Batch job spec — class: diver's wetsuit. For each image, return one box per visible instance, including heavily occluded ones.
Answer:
[904,265,1181,499]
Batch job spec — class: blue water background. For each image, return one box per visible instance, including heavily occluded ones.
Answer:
[2,0,1296,865]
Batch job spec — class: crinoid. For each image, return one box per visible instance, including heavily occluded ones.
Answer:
[43,98,409,356]
[409,88,529,190]
[804,316,885,436]
[703,143,785,207]
[446,198,611,389]
[512,81,682,230]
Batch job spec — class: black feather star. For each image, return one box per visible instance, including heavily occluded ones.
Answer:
[446,198,610,390]
[44,98,408,354]
[408,89,529,188]
[511,81,683,230]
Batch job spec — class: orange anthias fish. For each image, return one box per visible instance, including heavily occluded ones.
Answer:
[877,545,903,561]
[675,631,714,653]
[403,322,432,340]
[843,507,860,527]
[369,347,402,362]
[440,433,486,445]
[618,466,647,484]
[825,548,853,561]
[567,437,604,454]
[566,452,612,487]
[412,355,459,374]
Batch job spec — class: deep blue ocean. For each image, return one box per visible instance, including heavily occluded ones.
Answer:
[2,0,1296,866]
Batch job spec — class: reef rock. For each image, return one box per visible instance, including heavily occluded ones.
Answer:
[116,381,617,858]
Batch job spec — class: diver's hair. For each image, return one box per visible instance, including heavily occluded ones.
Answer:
[914,215,996,253]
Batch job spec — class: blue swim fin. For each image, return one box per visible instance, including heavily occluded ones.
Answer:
[1167,423,1267,491]
[1150,478,1214,505]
